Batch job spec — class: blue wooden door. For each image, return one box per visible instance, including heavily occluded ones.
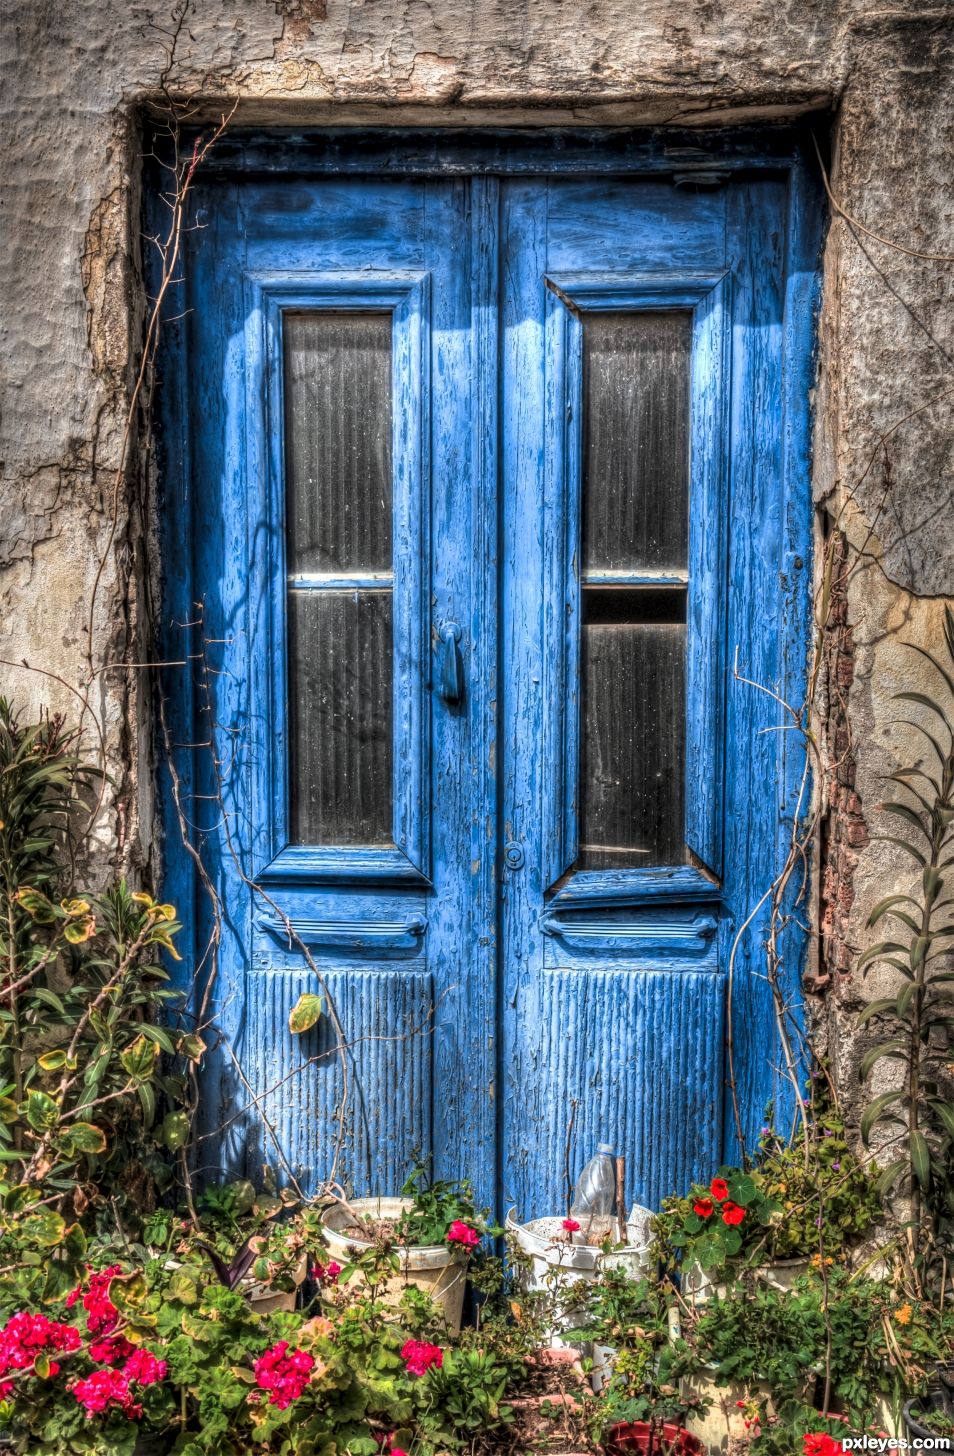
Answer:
[160,147,818,1216]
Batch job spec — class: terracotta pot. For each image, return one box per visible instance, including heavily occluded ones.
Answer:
[603,1421,704,1454]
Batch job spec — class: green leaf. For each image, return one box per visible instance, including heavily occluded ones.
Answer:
[928,1099,954,1141]
[860,1088,904,1144]
[909,1130,931,1190]
[858,1041,907,1081]
[288,992,324,1034]
[871,834,927,869]
[24,1089,59,1132]
[138,1024,177,1055]
[120,1034,160,1082]
[29,987,65,1017]
[867,894,921,927]
[20,1209,66,1247]
[879,802,930,839]
[159,1111,191,1151]
[63,1122,107,1155]
[36,1049,67,1073]
[857,998,901,1026]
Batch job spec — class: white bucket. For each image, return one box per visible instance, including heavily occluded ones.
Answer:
[321,1196,470,1330]
[506,1209,653,1289]
[506,1208,653,1365]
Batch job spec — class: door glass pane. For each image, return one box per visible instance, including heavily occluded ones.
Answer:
[287,591,393,845]
[283,311,394,846]
[578,311,691,869]
[582,312,691,574]
[284,312,392,574]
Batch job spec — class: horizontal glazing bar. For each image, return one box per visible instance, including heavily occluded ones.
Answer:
[288,573,394,592]
[582,570,689,587]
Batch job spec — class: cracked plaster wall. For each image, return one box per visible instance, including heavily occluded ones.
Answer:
[0,0,951,1107]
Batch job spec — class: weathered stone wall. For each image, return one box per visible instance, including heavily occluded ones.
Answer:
[0,0,951,1106]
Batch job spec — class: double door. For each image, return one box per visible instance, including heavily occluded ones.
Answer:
[163,149,817,1216]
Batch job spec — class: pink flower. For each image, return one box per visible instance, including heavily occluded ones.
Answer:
[253,1341,315,1409]
[401,1340,443,1377]
[122,1348,168,1386]
[72,1368,142,1420]
[0,1312,82,1382]
[312,1259,343,1283]
[561,1218,581,1232]
[446,1220,479,1249]
[66,1265,123,1336]
[89,1335,135,1366]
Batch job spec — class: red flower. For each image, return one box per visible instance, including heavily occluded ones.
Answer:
[562,1218,581,1232]
[88,1335,135,1366]
[803,1435,845,1455]
[0,1312,82,1383]
[709,1177,729,1201]
[72,1368,142,1420]
[401,1340,443,1377]
[692,1198,714,1219]
[721,1202,746,1226]
[253,1341,315,1410]
[122,1349,168,1387]
[446,1220,480,1249]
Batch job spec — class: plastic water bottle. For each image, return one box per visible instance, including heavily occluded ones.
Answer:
[570,1143,617,1244]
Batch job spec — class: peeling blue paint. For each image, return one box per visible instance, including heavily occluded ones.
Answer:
[152,132,821,1216]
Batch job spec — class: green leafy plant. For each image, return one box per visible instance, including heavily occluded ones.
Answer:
[394,1162,498,1247]
[0,702,193,1303]
[756,1112,882,1259]
[691,1281,823,1401]
[857,606,954,1282]
[655,1166,783,1275]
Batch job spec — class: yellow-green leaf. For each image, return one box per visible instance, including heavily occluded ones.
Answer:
[20,1209,66,1247]
[288,992,324,1034]
[64,1122,108,1155]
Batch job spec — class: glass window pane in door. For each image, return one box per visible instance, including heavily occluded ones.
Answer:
[577,311,691,869]
[283,311,394,846]
[582,311,691,574]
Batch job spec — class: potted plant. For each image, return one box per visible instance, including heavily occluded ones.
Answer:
[655,1166,784,1301]
[320,1164,497,1330]
[904,1371,954,1444]
[592,1322,706,1455]
[680,1279,823,1450]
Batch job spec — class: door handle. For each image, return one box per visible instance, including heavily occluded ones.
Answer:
[439,622,464,704]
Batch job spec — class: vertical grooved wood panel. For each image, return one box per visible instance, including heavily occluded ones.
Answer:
[246,969,433,1195]
[503,968,725,1218]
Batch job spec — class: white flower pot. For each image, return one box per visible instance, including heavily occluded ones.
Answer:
[321,1196,469,1330]
[506,1208,653,1356]
[751,1255,812,1291]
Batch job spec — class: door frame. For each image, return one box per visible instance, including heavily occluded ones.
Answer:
[148,126,824,1198]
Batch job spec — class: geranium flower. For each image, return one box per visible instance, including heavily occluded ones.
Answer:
[88,1335,135,1366]
[803,1434,844,1455]
[562,1218,581,1232]
[253,1341,315,1410]
[72,1368,143,1420]
[122,1349,168,1386]
[446,1220,480,1249]
[401,1340,443,1377]
[710,1177,729,1200]
[692,1197,714,1219]
[0,1312,82,1382]
[721,1201,746,1226]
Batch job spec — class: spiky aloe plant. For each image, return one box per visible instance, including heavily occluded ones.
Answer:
[858,607,954,1283]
